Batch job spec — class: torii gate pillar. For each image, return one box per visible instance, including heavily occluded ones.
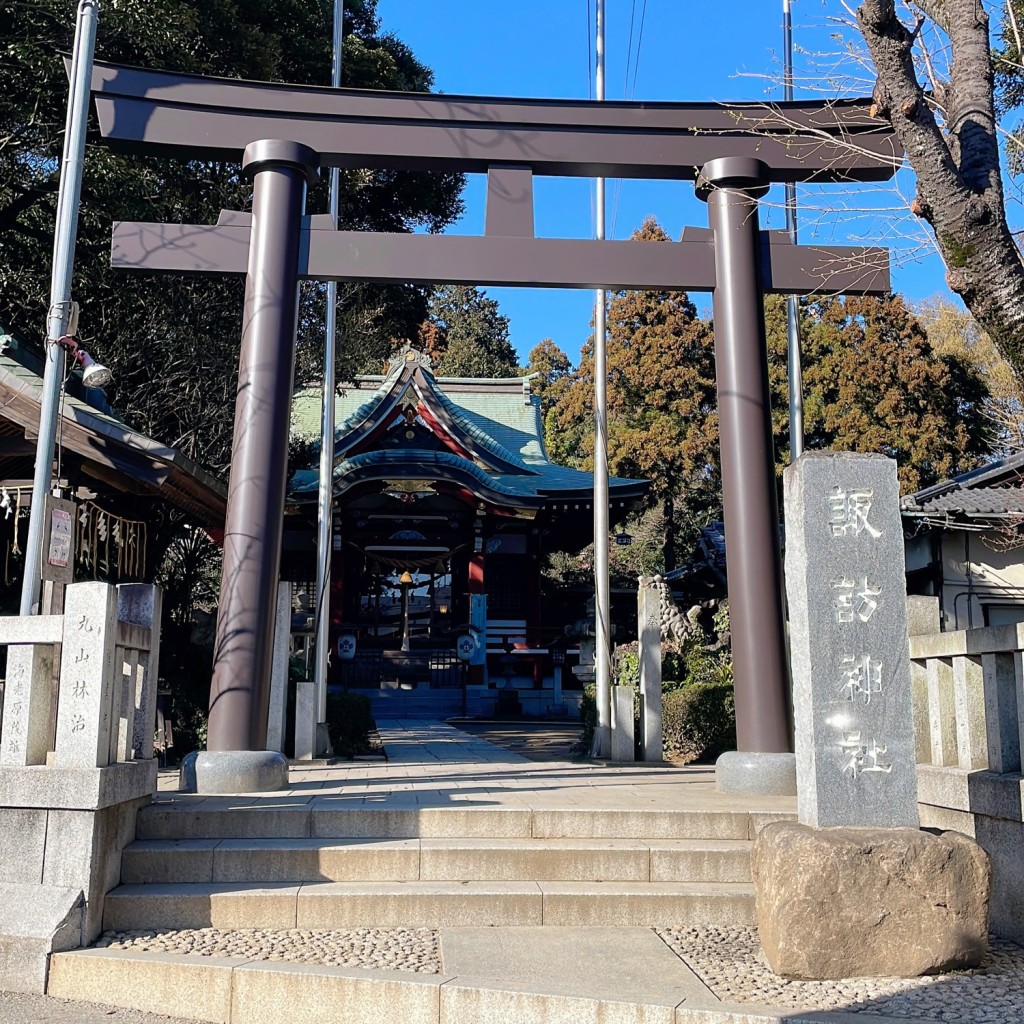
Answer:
[199,140,317,793]
[698,158,794,784]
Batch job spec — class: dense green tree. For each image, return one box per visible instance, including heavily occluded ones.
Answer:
[544,220,994,580]
[547,219,720,571]
[526,338,572,419]
[427,285,520,379]
[0,0,463,471]
[767,293,993,492]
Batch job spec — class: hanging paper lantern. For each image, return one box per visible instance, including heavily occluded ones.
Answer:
[336,632,357,660]
[455,632,478,662]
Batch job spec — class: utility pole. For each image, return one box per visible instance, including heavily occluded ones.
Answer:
[20,0,100,616]
[592,0,611,757]
[784,0,804,460]
[312,0,344,749]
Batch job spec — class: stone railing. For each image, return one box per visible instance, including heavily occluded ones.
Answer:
[0,581,163,991]
[0,581,163,769]
[908,622,1024,945]
[908,623,1023,776]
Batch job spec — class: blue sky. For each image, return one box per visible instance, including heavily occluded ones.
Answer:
[375,0,952,365]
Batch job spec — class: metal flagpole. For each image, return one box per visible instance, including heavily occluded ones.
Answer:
[20,0,100,616]
[313,0,344,744]
[592,0,611,757]
[784,0,804,460]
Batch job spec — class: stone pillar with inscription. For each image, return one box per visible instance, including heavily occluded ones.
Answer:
[0,581,160,991]
[784,451,918,827]
[750,451,991,981]
[638,579,663,762]
[0,644,55,767]
[54,582,119,769]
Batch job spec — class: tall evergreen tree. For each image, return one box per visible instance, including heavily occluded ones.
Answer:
[427,285,520,378]
[766,293,993,492]
[0,0,464,471]
[526,338,572,419]
[544,220,995,577]
[547,218,720,570]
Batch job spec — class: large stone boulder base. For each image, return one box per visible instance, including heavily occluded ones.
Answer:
[752,821,991,979]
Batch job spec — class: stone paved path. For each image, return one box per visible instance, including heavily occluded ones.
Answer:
[0,991,203,1024]
[446,719,582,761]
[157,719,794,820]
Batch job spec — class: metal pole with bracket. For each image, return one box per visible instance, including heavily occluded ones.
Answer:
[20,0,99,615]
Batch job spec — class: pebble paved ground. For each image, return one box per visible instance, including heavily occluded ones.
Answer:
[95,927,441,973]
[659,926,1024,1022]
[87,921,1024,1022]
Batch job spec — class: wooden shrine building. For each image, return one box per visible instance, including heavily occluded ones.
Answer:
[0,326,226,603]
[286,348,646,716]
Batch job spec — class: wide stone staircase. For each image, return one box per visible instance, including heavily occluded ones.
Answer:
[99,800,771,931]
[365,686,466,721]
[47,723,798,1022]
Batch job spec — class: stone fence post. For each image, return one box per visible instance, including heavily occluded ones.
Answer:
[638,579,663,762]
[0,581,163,992]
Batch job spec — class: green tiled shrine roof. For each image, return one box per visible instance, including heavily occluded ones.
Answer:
[290,357,646,502]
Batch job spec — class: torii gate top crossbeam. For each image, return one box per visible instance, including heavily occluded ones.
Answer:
[87,61,900,183]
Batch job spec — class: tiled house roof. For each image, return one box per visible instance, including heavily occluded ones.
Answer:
[901,452,1024,521]
[0,332,226,525]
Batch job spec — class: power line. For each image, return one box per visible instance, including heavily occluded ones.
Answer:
[630,0,649,98]
[623,0,639,102]
[611,0,650,239]
[586,0,594,99]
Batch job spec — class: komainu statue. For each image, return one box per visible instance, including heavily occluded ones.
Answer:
[638,575,722,644]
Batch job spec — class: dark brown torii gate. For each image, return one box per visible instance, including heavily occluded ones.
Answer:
[86,61,899,788]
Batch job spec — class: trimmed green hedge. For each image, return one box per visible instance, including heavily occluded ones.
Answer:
[325,691,377,758]
[577,683,598,754]
[662,681,736,764]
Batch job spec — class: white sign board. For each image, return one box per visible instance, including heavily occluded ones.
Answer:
[41,495,75,584]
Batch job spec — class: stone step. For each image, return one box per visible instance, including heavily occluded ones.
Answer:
[120,837,754,885]
[47,944,922,1024]
[136,801,786,842]
[102,879,757,931]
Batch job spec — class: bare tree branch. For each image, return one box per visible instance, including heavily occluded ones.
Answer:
[857,0,1024,379]
[911,0,950,33]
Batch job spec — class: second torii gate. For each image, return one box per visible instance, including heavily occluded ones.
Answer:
[86,61,899,790]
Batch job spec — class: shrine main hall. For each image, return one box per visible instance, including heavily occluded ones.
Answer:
[285,348,646,717]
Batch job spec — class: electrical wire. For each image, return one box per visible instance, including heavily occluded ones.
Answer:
[611,0,650,239]
[586,0,594,100]
[623,0,639,102]
[629,0,649,98]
